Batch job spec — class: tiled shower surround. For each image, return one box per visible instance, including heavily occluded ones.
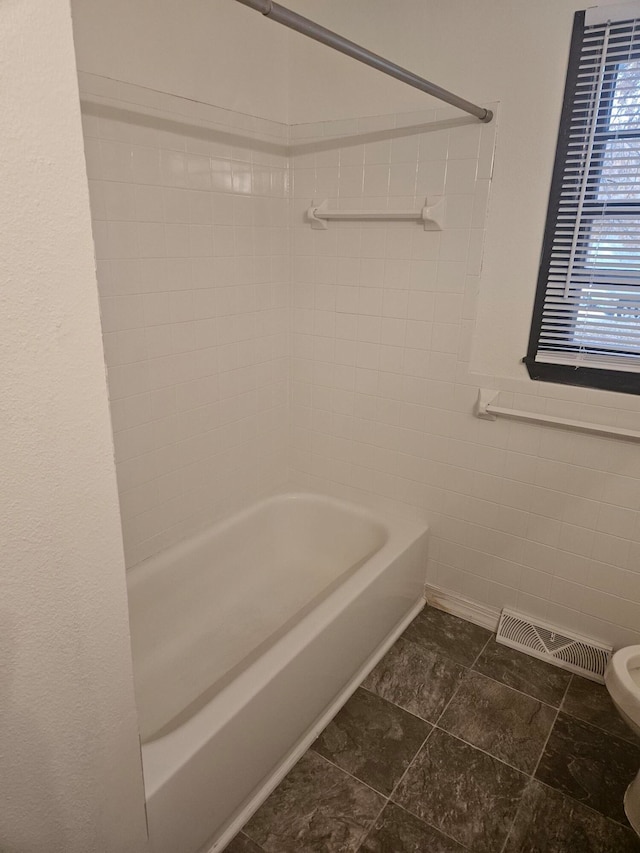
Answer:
[287,111,640,649]
[79,73,640,648]
[79,73,289,568]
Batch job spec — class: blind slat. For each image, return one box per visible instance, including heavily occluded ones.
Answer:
[532,10,640,372]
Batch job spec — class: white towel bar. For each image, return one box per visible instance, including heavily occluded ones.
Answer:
[307,198,443,230]
[475,389,640,443]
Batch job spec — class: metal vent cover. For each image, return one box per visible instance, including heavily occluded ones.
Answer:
[496,609,612,683]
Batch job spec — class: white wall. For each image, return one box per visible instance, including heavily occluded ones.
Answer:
[284,0,622,378]
[0,3,147,851]
[71,0,290,123]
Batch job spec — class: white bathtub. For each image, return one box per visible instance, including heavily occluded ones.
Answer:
[127,492,428,853]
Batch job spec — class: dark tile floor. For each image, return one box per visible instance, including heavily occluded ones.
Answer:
[227,605,640,853]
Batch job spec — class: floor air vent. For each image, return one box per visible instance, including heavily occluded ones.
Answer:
[496,608,612,683]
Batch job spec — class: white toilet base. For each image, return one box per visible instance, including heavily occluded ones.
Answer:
[625,768,640,836]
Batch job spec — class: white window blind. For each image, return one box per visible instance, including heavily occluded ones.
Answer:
[531,5,640,375]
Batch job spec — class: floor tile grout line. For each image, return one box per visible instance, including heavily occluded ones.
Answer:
[356,680,440,727]
[304,745,434,853]
[358,633,477,728]
[374,630,540,853]
[534,777,639,833]
[529,703,561,785]
[373,726,475,853]
[307,746,394,801]
[354,797,389,853]
[559,676,640,746]
[365,644,542,779]
[362,630,560,780]
[430,635,560,853]
[499,798,524,853]
[385,726,435,805]
[558,673,573,711]
[431,721,542,778]
[466,662,561,711]
[473,656,634,744]
[392,627,489,671]
[469,634,493,669]
[237,614,634,851]
[557,672,573,715]
[497,703,561,853]
[359,797,474,853]
[354,727,437,853]
[429,635,492,731]
[369,628,569,717]
[246,629,509,850]
[454,692,640,842]
[499,794,526,853]
[429,723,536,779]
[564,713,640,747]
[237,830,266,852]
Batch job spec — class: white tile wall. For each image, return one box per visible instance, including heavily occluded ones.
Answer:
[79,74,289,567]
[80,76,640,648]
[288,107,640,649]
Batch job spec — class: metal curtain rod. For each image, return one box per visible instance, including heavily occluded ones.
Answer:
[235,0,493,123]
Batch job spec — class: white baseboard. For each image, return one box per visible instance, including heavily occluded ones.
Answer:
[425,584,500,633]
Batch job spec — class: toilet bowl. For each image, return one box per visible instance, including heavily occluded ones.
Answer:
[605,645,640,834]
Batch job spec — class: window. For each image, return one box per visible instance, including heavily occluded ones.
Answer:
[525,4,640,394]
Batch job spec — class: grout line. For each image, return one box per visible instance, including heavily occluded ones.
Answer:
[534,778,638,833]
[385,726,435,806]
[558,675,640,746]
[360,797,473,853]
[359,637,495,851]
[530,705,560,784]
[499,797,525,853]
[355,798,389,852]
[430,723,532,778]
[308,745,393,801]
[241,619,632,851]
[469,640,572,711]
[465,665,559,711]
[353,726,439,852]
[237,830,266,851]
[361,725,475,853]
[428,635,495,733]
[557,672,572,714]
[469,634,492,669]
[432,670,469,730]
[304,743,477,853]
[404,626,638,842]
[497,702,561,853]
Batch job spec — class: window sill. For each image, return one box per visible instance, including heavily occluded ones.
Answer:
[522,357,640,396]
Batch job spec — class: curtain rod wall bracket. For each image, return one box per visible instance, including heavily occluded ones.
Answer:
[234,0,492,123]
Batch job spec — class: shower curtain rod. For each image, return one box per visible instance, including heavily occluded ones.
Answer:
[234,0,493,123]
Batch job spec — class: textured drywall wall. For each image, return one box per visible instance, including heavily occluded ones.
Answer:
[0,2,148,851]
[70,0,290,123]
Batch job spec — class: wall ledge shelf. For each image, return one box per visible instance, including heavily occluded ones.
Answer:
[306,198,443,230]
[475,388,640,443]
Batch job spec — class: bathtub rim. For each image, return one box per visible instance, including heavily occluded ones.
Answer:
[127,490,390,590]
